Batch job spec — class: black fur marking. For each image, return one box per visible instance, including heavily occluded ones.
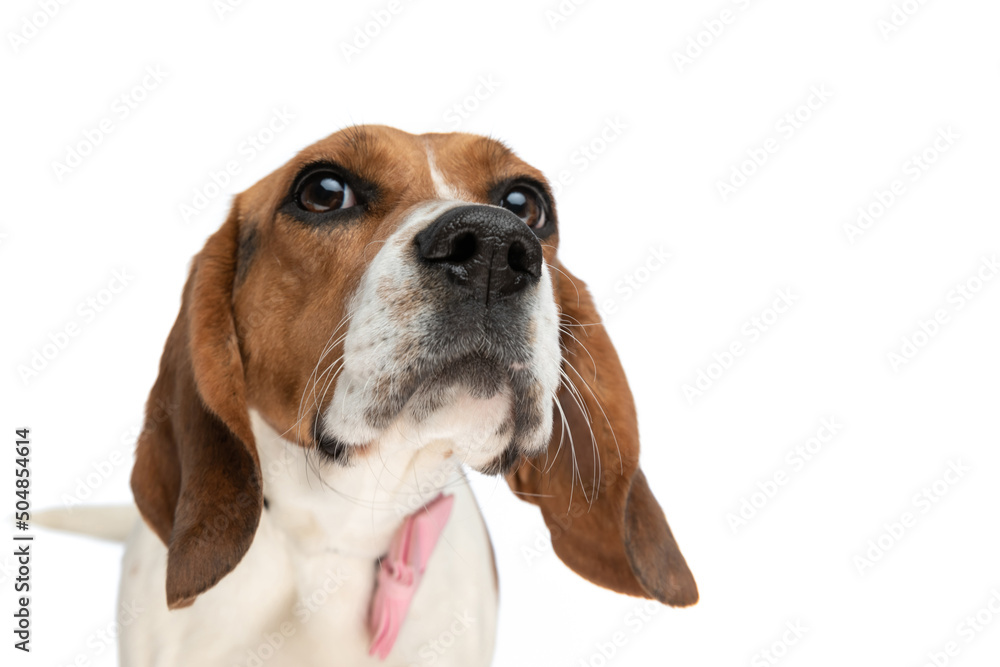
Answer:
[236,224,258,286]
[479,440,520,476]
[495,420,513,438]
[314,422,351,465]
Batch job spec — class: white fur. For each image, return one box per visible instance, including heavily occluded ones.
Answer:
[35,505,137,542]
[118,412,498,667]
[118,188,562,666]
[425,142,465,199]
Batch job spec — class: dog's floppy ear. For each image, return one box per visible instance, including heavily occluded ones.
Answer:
[131,200,261,610]
[508,260,698,606]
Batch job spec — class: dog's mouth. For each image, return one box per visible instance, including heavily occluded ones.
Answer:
[408,353,508,407]
[316,271,560,469]
[316,344,551,472]
[363,351,512,430]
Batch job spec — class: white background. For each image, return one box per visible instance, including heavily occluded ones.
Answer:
[3,0,1000,665]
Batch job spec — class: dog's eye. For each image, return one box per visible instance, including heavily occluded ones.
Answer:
[500,186,546,230]
[297,171,357,213]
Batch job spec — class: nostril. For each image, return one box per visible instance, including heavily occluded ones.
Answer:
[416,205,544,301]
[507,240,541,280]
[449,232,477,264]
[507,241,529,274]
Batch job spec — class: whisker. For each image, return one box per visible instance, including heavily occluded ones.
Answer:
[544,263,581,306]
[563,357,623,492]
[291,313,353,447]
[559,323,599,384]
[558,370,599,509]
[544,391,571,476]
[362,239,387,261]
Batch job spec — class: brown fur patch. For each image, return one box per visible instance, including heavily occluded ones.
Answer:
[506,261,698,607]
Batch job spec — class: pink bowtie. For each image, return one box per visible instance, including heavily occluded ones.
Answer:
[368,493,454,660]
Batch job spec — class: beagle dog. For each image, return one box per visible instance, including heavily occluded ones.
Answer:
[121,125,697,666]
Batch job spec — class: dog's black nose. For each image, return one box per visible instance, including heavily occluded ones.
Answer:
[415,205,543,303]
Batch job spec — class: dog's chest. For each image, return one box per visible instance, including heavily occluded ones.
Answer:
[118,417,499,667]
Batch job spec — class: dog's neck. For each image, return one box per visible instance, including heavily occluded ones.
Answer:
[250,410,462,561]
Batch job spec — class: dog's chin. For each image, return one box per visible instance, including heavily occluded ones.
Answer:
[317,351,553,471]
[474,440,522,477]
[406,353,509,420]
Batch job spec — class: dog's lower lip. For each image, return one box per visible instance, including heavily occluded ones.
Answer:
[315,429,351,464]
[423,353,503,388]
[357,352,512,431]
[478,441,520,476]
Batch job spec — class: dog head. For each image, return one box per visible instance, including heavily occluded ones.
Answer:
[131,125,697,609]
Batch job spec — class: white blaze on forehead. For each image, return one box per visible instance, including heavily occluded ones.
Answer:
[424,140,465,200]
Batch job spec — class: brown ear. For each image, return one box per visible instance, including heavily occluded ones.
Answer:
[508,260,698,606]
[131,202,261,609]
